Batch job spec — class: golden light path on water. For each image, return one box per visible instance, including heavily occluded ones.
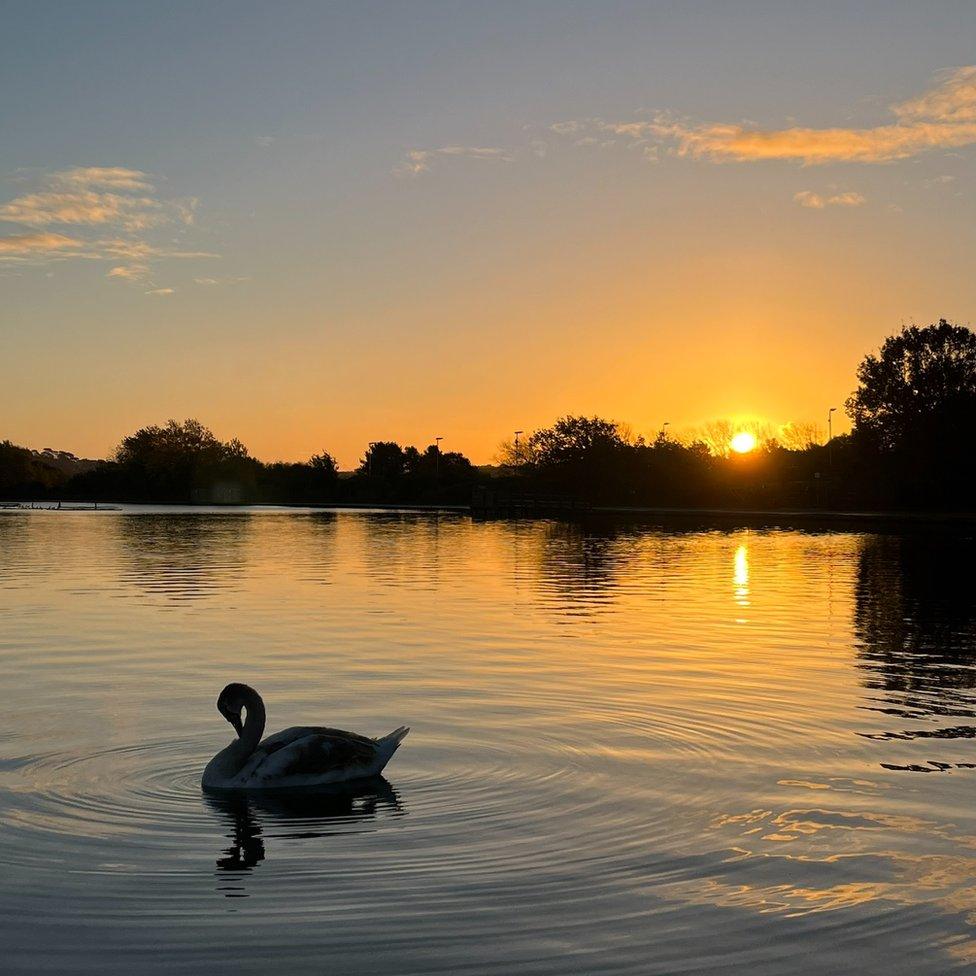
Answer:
[1,509,976,975]
[733,542,750,621]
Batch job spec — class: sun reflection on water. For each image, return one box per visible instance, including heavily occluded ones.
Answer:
[733,542,750,621]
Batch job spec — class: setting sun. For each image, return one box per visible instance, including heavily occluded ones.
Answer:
[730,431,758,454]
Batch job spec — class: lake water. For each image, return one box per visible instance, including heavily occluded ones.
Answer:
[2,508,976,975]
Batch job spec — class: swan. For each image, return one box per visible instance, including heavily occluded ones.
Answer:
[202,682,409,789]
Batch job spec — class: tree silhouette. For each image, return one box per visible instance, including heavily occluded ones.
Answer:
[846,320,976,451]
[522,416,635,502]
[352,440,475,502]
[846,320,976,505]
[259,451,339,502]
[358,442,406,482]
[114,418,258,502]
[527,416,632,467]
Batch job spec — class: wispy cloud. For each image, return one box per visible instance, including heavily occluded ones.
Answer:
[394,145,514,177]
[0,167,192,230]
[0,231,87,259]
[395,66,975,192]
[893,67,976,124]
[549,66,976,165]
[145,287,174,296]
[56,166,155,191]
[546,118,656,159]
[193,275,249,286]
[106,264,150,281]
[794,190,866,209]
[0,166,216,289]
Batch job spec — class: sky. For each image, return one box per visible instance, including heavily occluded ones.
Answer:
[2,1,975,466]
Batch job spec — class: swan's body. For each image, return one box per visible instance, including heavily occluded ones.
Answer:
[202,683,409,790]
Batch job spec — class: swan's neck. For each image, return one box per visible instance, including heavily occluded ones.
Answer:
[239,691,266,754]
[202,687,268,787]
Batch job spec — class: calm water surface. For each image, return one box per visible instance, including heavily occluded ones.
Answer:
[2,509,976,974]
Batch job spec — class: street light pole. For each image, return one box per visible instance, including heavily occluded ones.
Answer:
[827,408,836,467]
[660,421,670,442]
[435,436,443,478]
[514,430,523,473]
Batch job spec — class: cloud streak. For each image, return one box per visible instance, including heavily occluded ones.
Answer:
[0,231,87,259]
[550,66,976,165]
[55,167,155,191]
[0,167,194,231]
[394,145,514,176]
[193,275,249,286]
[793,190,866,209]
[106,264,149,280]
[0,166,215,287]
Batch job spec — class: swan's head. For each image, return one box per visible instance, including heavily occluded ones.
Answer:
[217,682,258,737]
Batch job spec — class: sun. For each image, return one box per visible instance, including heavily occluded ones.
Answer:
[730,431,757,454]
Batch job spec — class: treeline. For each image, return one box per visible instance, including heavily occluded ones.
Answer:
[0,441,86,497]
[2,320,975,511]
[491,320,976,511]
[0,419,477,505]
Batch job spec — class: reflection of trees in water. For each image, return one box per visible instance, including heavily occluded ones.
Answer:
[530,518,712,615]
[854,534,976,724]
[273,511,338,585]
[204,778,403,897]
[0,516,30,585]
[352,511,466,591]
[532,521,625,612]
[114,514,252,602]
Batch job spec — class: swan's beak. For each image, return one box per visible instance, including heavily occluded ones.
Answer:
[229,712,244,737]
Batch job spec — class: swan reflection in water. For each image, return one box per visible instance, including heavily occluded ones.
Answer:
[204,777,403,895]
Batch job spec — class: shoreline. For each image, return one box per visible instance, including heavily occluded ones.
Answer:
[3,500,976,530]
[586,505,976,531]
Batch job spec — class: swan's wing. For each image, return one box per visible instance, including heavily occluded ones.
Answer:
[255,726,337,751]
[242,727,380,783]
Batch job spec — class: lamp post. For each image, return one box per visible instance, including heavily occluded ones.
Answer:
[514,430,523,473]
[660,421,670,442]
[827,408,836,467]
[435,436,443,478]
[367,441,377,478]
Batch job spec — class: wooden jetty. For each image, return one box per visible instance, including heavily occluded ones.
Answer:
[471,486,589,518]
[0,502,121,511]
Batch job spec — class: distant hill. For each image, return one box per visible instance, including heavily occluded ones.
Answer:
[1,440,102,497]
[29,448,101,477]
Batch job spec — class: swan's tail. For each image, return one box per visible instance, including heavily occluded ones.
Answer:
[376,726,410,762]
